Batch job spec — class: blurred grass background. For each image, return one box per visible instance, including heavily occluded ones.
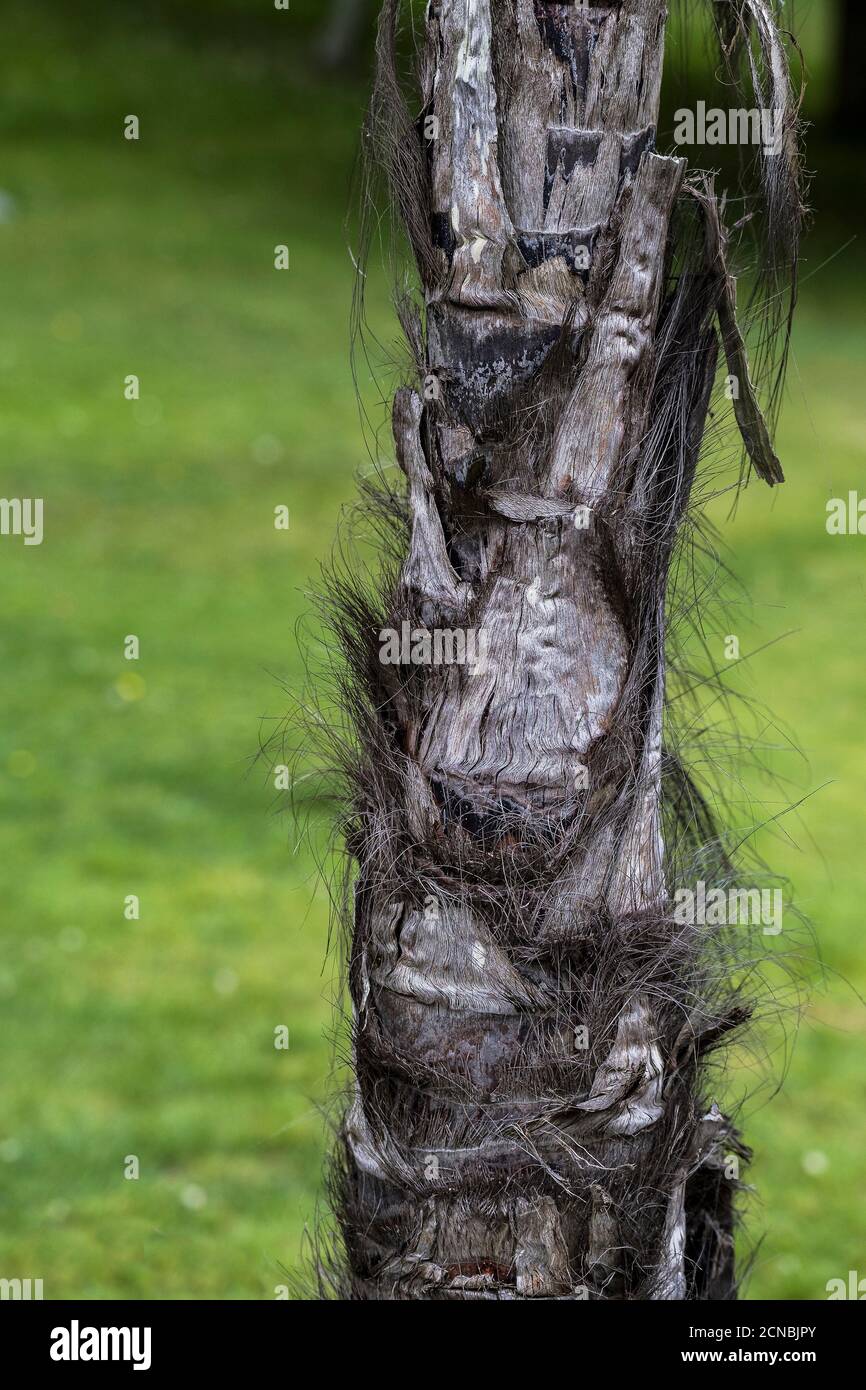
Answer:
[0,0,862,1300]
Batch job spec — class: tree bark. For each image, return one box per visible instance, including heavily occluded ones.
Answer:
[325,0,803,1301]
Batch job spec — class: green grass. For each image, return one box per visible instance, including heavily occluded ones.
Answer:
[0,0,863,1300]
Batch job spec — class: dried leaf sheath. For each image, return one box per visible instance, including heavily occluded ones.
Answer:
[319,0,803,1301]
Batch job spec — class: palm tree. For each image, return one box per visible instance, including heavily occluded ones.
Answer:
[321,0,804,1300]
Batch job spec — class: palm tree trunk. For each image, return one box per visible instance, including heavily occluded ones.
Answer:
[327,0,803,1301]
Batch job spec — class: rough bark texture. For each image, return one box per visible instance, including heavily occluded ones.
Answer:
[320,0,804,1301]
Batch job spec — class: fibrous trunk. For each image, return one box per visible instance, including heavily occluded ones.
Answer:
[327,0,802,1301]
